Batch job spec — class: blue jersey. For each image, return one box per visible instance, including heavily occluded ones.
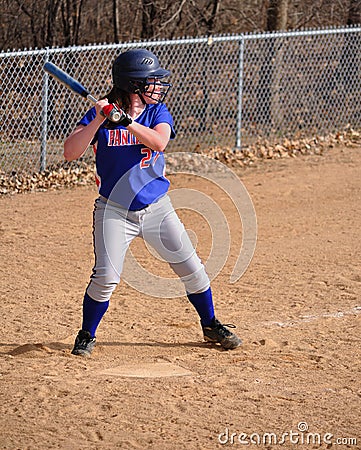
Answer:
[78,103,175,210]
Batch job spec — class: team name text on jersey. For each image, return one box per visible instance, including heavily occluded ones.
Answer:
[107,129,141,147]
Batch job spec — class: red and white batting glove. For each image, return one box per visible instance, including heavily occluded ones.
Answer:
[101,104,132,126]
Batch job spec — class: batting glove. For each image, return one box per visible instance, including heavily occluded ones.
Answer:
[101,104,132,126]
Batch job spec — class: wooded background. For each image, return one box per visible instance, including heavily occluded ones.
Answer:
[2,0,361,51]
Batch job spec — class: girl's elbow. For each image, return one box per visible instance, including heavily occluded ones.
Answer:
[64,153,73,162]
[156,139,169,152]
[63,144,75,161]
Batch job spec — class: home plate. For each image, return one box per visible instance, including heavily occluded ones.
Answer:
[98,362,193,378]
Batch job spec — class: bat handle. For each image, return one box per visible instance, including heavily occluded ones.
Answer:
[86,94,123,123]
[87,94,98,104]
[86,93,108,119]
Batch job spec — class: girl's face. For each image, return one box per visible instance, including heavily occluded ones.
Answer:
[143,78,171,103]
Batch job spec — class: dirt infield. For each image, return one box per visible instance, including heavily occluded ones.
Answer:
[0,145,360,449]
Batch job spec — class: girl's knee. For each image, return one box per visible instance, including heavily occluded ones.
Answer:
[180,267,210,294]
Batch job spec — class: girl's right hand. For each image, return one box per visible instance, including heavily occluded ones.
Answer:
[95,98,110,120]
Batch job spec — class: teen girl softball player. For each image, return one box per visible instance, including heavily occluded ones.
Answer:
[64,49,241,356]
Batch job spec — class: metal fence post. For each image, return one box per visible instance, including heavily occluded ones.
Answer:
[40,48,49,172]
[235,35,244,150]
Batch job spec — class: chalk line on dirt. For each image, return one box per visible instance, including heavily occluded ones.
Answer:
[263,306,361,328]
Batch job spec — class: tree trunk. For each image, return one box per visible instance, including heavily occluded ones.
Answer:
[257,0,289,133]
[61,0,83,46]
[44,0,61,47]
[141,0,156,39]
[341,0,361,98]
[267,0,288,31]
[16,0,38,48]
[347,0,361,25]
[205,0,221,34]
[113,0,120,43]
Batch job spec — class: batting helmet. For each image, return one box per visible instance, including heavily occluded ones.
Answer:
[112,49,172,103]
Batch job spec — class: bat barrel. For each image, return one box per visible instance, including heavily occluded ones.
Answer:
[43,62,91,99]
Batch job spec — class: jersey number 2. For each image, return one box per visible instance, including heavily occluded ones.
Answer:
[140,148,160,169]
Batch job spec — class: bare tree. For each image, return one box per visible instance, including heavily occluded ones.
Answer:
[266,0,288,30]
[2,0,361,51]
[257,0,289,130]
[340,0,361,97]
[190,0,221,34]
[60,0,84,46]
[141,0,157,39]
[113,0,120,43]
[15,0,40,48]
[8,0,62,49]
[43,0,62,47]
[154,0,187,39]
[348,0,361,24]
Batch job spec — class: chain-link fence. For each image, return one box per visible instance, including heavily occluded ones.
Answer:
[1,27,361,175]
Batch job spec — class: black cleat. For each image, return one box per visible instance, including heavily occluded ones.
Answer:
[71,330,96,356]
[202,317,242,350]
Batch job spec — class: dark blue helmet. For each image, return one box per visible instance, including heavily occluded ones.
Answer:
[112,49,172,103]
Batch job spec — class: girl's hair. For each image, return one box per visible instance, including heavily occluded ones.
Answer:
[101,86,131,113]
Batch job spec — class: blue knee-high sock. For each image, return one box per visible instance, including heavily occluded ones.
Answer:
[81,292,109,338]
[187,287,215,327]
